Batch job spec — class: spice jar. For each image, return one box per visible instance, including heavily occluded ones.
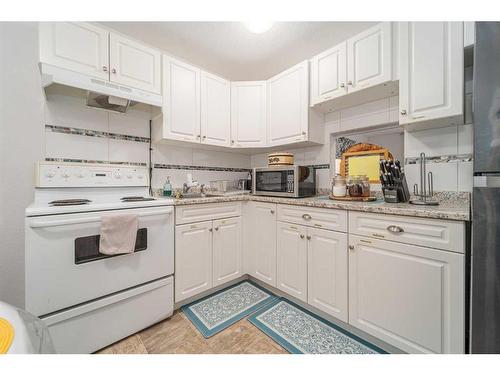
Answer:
[347,176,363,197]
[359,175,371,197]
[332,176,347,197]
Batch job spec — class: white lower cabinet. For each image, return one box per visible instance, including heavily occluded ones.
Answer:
[213,217,242,287]
[276,222,308,302]
[348,234,464,353]
[307,228,348,322]
[175,221,213,303]
[247,202,277,287]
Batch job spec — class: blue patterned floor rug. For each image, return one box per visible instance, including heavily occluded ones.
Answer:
[248,297,387,354]
[182,281,278,338]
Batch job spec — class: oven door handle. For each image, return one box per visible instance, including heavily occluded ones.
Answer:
[29,208,173,228]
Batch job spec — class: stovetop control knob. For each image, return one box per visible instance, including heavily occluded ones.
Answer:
[61,172,70,179]
[126,174,133,179]
[113,171,122,179]
[45,171,56,179]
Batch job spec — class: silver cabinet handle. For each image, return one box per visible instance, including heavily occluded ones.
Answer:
[387,225,404,233]
[103,66,108,72]
[348,245,354,251]
[302,214,312,221]
[401,110,407,115]
[231,140,235,144]
[302,131,307,136]
[340,82,345,88]
[111,68,117,74]
[202,136,206,139]
[347,81,353,85]
[196,135,201,138]
[209,228,213,232]
[300,234,305,239]
[270,210,275,214]
[306,235,311,240]
[215,227,219,231]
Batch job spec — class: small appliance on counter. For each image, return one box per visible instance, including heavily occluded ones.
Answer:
[253,165,316,198]
[379,158,411,203]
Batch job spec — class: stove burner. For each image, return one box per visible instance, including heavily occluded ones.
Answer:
[49,199,92,206]
[120,196,156,202]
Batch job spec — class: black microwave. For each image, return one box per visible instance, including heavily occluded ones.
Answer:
[252,166,316,198]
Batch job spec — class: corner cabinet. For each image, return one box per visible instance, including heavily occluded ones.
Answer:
[231,81,267,147]
[267,61,315,147]
[201,72,231,147]
[213,217,242,287]
[399,22,464,130]
[39,22,161,94]
[246,202,277,287]
[348,234,464,354]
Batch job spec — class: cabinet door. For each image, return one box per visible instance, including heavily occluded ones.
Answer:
[109,33,161,93]
[348,235,464,353]
[307,228,348,322]
[201,72,231,147]
[39,22,109,80]
[213,217,242,287]
[267,61,309,146]
[230,81,267,147]
[247,202,277,287]
[347,22,392,93]
[310,42,347,106]
[162,56,201,143]
[399,22,464,126]
[175,221,213,303]
[276,222,307,302]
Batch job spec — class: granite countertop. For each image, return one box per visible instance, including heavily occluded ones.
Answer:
[162,192,470,221]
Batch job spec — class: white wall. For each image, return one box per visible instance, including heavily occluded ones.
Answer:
[0,22,44,308]
[251,96,399,191]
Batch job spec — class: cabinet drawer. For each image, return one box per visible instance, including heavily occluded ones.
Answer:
[348,211,465,253]
[175,202,241,225]
[277,204,347,232]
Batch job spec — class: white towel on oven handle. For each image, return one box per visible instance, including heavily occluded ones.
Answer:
[99,213,139,255]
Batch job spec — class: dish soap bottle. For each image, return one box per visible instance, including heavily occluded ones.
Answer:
[163,177,172,197]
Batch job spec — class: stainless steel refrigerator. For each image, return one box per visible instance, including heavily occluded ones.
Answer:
[471,22,500,353]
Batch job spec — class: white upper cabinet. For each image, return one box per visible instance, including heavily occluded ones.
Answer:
[162,56,201,143]
[201,72,231,147]
[231,81,267,148]
[310,42,347,106]
[267,61,310,147]
[399,22,464,129]
[347,22,392,93]
[109,33,161,94]
[39,22,109,80]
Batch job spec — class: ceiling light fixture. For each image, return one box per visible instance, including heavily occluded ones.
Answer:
[243,21,274,34]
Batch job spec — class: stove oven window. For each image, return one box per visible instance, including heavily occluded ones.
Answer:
[74,228,147,264]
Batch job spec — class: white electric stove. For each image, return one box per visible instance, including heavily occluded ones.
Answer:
[25,162,175,354]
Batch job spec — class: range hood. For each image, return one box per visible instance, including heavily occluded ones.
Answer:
[39,63,162,112]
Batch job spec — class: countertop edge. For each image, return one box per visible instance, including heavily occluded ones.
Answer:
[165,195,470,222]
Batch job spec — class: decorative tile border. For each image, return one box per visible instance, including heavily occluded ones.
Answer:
[45,158,147,167]
[45,124,150,143]
[308,164,330,169]
[405,154,473,165]
[153,164,252,173]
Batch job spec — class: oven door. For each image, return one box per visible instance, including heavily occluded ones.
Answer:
[254,168,296,196]
[25,206,174,316]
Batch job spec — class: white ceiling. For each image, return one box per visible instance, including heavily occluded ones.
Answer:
[99,22,377,81]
